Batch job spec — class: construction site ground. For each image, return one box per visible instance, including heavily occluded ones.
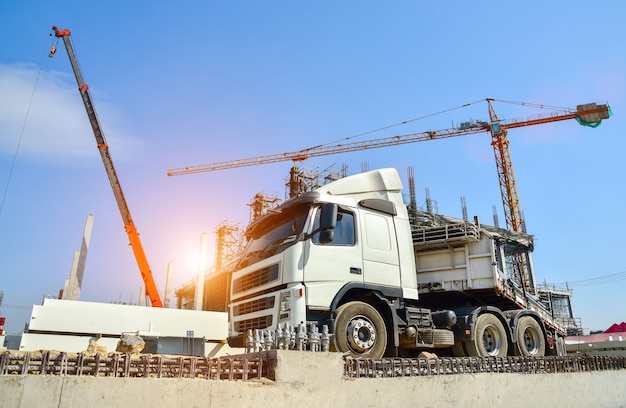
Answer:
[2,350,626,407]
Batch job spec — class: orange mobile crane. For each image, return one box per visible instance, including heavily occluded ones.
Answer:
[167,99,611,233]
[51,26,163,307]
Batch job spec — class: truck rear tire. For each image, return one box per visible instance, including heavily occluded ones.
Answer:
[516,316,545,356]
[465,313,508,357]
[556,335,566,356]
[333,301,387,358]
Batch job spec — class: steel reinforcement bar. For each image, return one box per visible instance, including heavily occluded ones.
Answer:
[1,351,624,381]
[0,351,265,380]
[344,355,626,378]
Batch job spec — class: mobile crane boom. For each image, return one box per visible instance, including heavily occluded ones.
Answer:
[51,26,163,307]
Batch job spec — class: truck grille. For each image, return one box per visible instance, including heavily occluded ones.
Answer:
[232,264,279,294]
[234,315,273,333]
[233,297,275,317]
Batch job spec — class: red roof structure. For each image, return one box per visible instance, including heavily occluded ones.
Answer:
[605,322,626,333]
[566,322,626,356]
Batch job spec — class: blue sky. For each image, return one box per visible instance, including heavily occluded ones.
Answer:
[1,2,624,335]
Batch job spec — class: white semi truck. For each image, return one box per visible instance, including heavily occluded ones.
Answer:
[227,168,567,358]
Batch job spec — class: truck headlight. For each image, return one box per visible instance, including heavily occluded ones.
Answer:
[279,291,291,321]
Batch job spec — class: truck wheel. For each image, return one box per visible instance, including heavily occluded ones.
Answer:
[451,341,466,357]
[465,313,508,357]
[333,301,387,358]
[556,335,566,356]
[516,316,545,356]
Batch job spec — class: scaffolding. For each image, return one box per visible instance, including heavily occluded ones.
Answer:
[248,191,281,222]
[537,283,580,335]
[175,222,244,312]
[285,164,348,198]
[214,221,244,271]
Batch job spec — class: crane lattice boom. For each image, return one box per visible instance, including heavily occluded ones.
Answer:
[168,100,609,177]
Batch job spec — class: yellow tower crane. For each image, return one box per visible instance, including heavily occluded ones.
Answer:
[168,99,610,233]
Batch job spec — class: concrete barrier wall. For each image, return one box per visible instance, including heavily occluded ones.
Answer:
[2,351,626,408]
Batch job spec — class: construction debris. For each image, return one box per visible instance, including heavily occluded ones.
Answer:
[86,340,108,358]
[115,334,145,356]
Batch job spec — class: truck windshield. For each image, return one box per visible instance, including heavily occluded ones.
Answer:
[237,204,309,268]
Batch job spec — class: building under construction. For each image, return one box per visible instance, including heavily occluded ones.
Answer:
[175,221,244,312]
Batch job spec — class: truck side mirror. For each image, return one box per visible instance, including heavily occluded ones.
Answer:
[318,230,334,244]
[317,203,337,244]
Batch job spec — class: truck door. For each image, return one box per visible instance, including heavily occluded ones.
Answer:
[303,206,363,307]
[359,210,401,287]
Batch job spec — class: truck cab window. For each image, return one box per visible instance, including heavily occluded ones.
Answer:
[312,208,355,246]
[237,205,309,268]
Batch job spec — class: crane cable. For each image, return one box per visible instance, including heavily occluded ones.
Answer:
[548,271,626,288]
[489,98,571,112]
[299,97,578,156]
[300,98,575,154]
[0,40,53,218]
[492,98,612,128]
[300,99,486,153]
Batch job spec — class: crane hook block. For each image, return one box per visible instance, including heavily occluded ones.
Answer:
[48,45,57,58]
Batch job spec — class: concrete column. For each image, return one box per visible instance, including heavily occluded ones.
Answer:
[164,262,174,308]
[62,251,80,300]
[75,214,94,292]
[138,286,146,306]
[194,233,208,311]
[62,214,94,301]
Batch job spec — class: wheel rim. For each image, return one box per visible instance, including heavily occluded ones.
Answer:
[347,315,376,352]
[522,327,541,354]
[482,325,502,355]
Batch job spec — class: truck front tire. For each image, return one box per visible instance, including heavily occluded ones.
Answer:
[333,301,387,358]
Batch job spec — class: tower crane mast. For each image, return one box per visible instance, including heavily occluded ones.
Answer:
[487,99,524,232]
[51,26,163,307]
[168,99,610,232]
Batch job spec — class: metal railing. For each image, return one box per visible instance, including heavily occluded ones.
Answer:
[412,221,480,249]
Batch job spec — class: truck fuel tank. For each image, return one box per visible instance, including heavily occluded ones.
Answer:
[431,310,457,328]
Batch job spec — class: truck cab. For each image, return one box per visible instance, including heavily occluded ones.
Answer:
[228,169,454,357]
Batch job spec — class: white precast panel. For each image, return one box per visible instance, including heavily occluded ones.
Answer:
[26,298,227,340]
